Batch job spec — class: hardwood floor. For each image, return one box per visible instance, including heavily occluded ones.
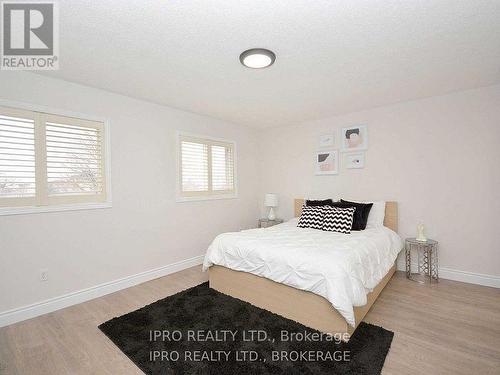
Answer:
[0,268,499,374]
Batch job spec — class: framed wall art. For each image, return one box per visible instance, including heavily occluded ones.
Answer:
[344,152,365,169]
[315,150,338,175]
[318,134,335,148]
[341,125,368,151]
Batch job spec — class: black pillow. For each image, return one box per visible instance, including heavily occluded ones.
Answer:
[339,200,373,231]
[305,199,334,206]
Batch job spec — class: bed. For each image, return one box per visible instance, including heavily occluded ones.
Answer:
[204,199,402,338]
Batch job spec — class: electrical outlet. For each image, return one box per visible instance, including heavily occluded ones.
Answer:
[40,269,49,282]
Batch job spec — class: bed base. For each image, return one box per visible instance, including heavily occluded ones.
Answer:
[209,199,398,339]
[209,264,396,338]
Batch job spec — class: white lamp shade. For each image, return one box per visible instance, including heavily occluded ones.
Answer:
[264,193,278,207]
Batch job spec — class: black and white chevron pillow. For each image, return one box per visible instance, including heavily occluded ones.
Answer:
[322,207,356,234]
[297,205,325,230]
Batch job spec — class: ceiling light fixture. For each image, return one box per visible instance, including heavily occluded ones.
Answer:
[239,48,276,69]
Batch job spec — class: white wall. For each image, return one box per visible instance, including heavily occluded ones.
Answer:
[0,72,260,314]
[257,85,500,278]
[1,73,499,323]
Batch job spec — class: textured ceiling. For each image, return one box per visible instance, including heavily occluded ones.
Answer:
[39,0,500,128]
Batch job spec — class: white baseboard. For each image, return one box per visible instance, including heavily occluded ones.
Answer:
[2,255,497,328]
[0,254,205,328]
[438,267,500,288]
[396,258,499,288]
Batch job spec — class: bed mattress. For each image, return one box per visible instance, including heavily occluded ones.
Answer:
[203,218,402,326]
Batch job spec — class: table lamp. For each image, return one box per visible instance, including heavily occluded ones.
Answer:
[264,193,278,220]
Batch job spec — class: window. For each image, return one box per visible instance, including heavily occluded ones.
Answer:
[178,134,235,199]
[0,105,108,210]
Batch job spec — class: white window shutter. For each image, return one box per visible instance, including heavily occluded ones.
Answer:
[181,140,209,193]
[211,144,234,191]
[0,106,108,209]
[0,107,37,207]
[44,114,106,204]
[179,135,235,198]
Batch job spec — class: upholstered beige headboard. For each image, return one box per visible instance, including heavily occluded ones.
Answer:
[294,199,398,233]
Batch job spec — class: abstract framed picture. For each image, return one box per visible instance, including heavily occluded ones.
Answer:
[318,134,335,148]
[315,150,338,175]
[341,125,368,152]
[344,152,365,169]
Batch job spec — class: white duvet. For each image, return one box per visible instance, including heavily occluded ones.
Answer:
[203,218,403,327]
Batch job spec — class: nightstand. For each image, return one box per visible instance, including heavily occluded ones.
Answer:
[405,238,439,283]
[258,218,283,228]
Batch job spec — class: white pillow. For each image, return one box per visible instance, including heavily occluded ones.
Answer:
[367,201,386,228]
[345,199,386,228]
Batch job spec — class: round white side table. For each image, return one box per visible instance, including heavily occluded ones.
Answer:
[405,238,439,283]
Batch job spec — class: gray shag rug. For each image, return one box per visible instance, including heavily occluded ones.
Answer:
[99,282,393,374]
